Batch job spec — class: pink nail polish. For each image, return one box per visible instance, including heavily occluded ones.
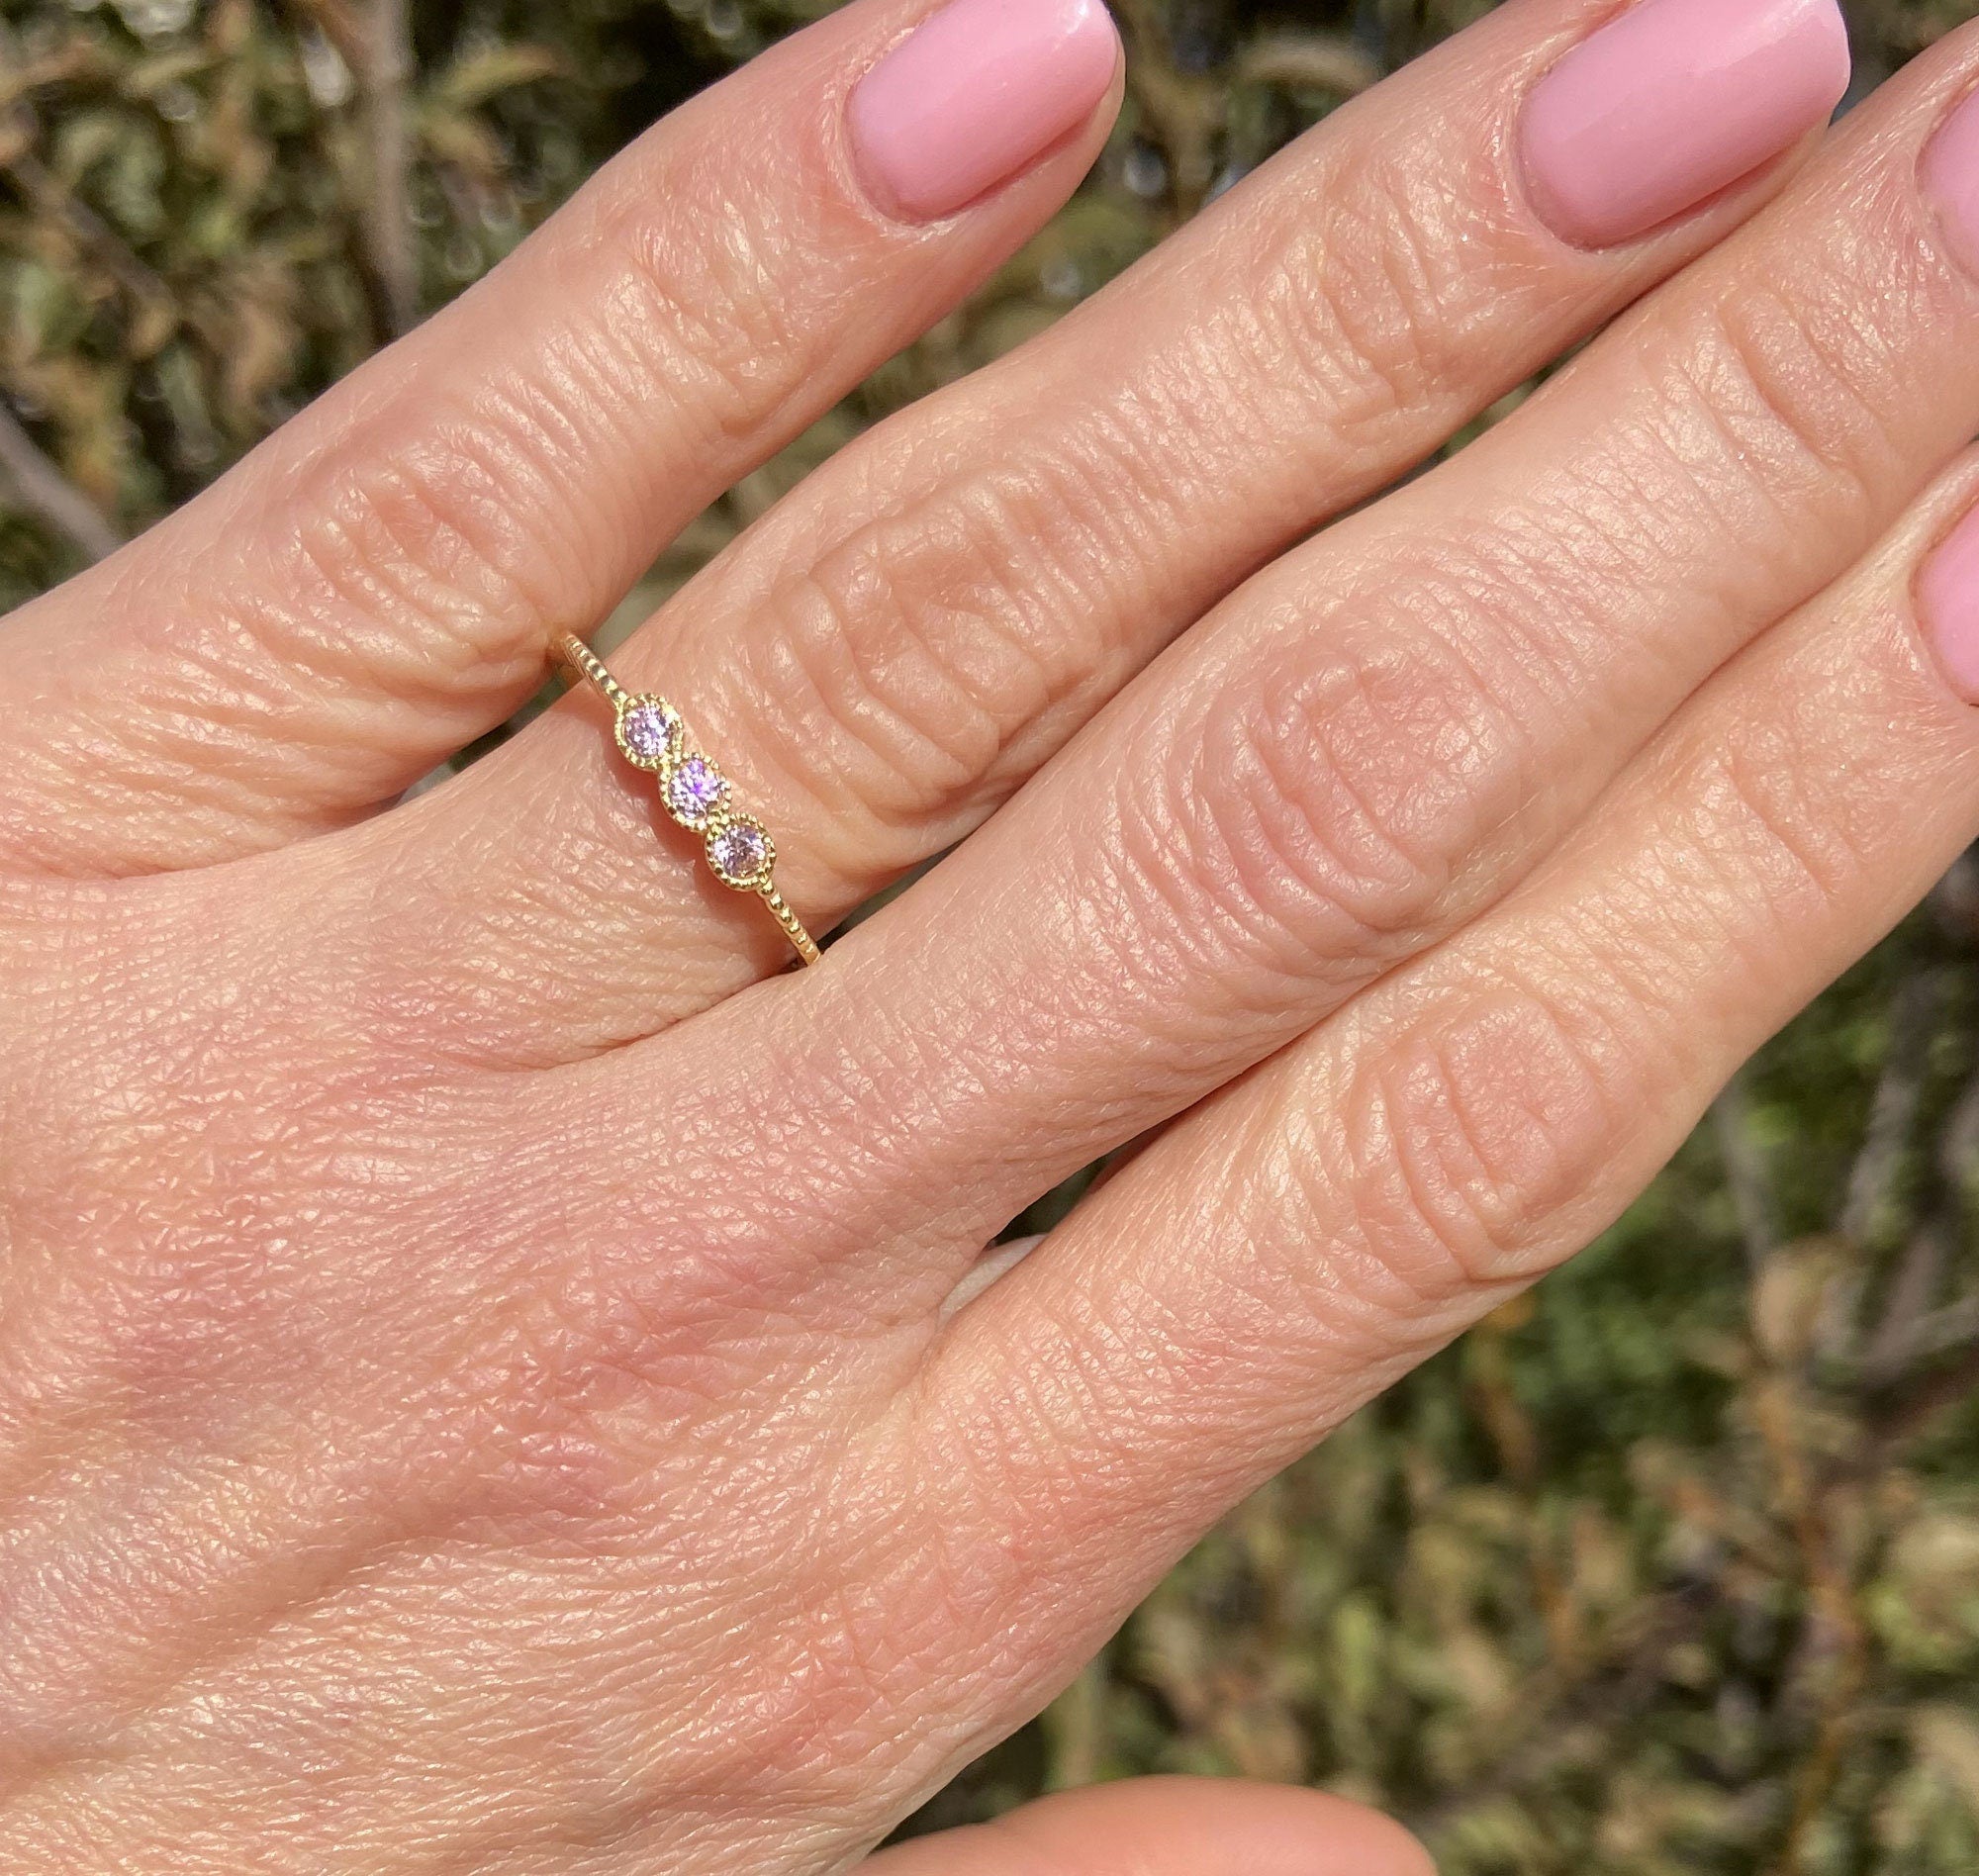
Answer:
[847,0,1120,223]
[1923,85,1979,281]
[1919,505,1979,704]
[1521,0,1850,250]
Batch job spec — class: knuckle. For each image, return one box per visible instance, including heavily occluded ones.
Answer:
[729,447,1131,876]
[1661,277,1906,526]
[616,209,815,429]
[1146,617,1516,977]
[265,381,586,687]
[589,128,857,445]
[1278,981,1628,1320]
[1686,724,1864,936]
[1210,148,1505,450]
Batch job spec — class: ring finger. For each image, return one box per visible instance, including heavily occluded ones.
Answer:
[333,0,1848,1061]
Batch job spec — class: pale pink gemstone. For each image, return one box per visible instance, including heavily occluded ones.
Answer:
[620,701,682,766]
[665,756,727,829]
[708,820,770,888]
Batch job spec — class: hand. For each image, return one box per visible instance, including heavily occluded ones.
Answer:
[6,0,1978,1867]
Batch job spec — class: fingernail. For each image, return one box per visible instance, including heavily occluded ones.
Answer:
[1919,505,1979,704]
[847,0,1120,223]
[1922,86,1979,281]
[1520,0,1850,249]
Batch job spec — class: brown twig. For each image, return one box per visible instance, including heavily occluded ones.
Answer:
[1838,969,1941,1250]
[1468,1312,1578,1671]
[1,100,176,351]
[287,0,418,337]
[1864,1337,1979,1454]
[1715,1069,1781,1272]
[1751,1363,1869,1874]
[0,400,122,563]
[285,0,371,69]
[1861,1213,1953,1385]
[1711,1037,1882,1869]
[2,145,174,317]
[1232,34,1381,98]
[1108,0,1223,219]
[360,0,418,337]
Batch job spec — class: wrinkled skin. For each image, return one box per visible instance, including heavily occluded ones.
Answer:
[7,0,1979,1870]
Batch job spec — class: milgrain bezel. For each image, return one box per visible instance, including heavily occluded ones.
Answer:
[613,694,686,772]
[658,750,730,832]
[545,634,819,965]
[703,814,777,892]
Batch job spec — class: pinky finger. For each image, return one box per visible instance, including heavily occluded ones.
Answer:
[913,448,1979,1621]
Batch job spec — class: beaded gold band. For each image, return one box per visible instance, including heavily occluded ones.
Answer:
[550,633,820,967]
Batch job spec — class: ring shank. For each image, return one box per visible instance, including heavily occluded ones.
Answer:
[762,888,824,967]
[550,633,629,709]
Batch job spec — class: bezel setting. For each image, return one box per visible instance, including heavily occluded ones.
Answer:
[662,755,729,830]
[615,695,686,770]
[553,631,818,965]
[706,816,775,891]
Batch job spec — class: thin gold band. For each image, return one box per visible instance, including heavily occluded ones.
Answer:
[550,633,821,968]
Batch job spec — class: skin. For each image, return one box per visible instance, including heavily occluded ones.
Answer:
[6,0,1979,1866]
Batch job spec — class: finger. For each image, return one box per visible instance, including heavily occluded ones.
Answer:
[0,0,1122,878]
[351,0,1848,1058]
[862,1778,1433,1876]
[550,13,1979,1286]
[915,448,1979,1652]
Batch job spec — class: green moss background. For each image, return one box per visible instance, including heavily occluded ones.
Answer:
[9,0,1979,1868]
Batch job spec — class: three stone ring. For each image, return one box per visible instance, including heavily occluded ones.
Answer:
[550,633,821,967]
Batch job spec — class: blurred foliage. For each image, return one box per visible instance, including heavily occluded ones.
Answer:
[9,0,1979,1868]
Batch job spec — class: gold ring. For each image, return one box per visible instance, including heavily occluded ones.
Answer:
[550,633,821,968]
